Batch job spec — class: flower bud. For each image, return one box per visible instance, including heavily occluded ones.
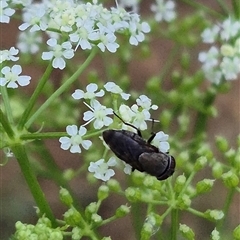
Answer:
[91,213,102,225]
[212,162,223,179]
[97,185,109,201]
[141,222,154,240]
[63,207,82,226]
[59,187,73,206]
[85,202,98,220]
[72,227,82,240]
[216,136,229,152]
[125,187,141,202]
[233,224,240,239]
[222,171,239,188]
[194,156,207,171]
[196,179,214,194]
[179,224,195,240]
[115,205,130,217]
[174,175,186,194]
[177,194,191,210]
[204,210,224,221]
[211,228,220,240]
[107,179,121,192]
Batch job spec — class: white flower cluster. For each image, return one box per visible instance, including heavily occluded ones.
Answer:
[0,46,32,89]
[60,82,170,182]
[199,17,240,84]
[13,0,150,69]
[150,0,176,22]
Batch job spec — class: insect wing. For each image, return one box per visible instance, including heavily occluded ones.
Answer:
[103,130,147,171]
[138,152,175,180]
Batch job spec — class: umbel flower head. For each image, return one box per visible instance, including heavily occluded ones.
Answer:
[16,0,150,66]
[199,17,240,84]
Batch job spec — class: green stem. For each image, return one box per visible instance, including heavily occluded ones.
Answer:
[0,109,14,139]
[232,0,240,18]
[25,48,98,129]
[17,62,53,130]
[11,144,56,226]
[170,209,179,240]
[217,188,235,230]
[0,86,14,124]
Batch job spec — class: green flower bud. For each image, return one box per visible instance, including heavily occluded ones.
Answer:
[143,175,155,188]
[194,156,207,171]
[179,224,195,240]
[220,44,235,57]
[63,207,82,226]
[72,227,82,240]
[177,194,191,210]
[107,179,121,192]
[204,210,224,221]
[196,179,214,194]
[222,171,239,188]
[59,187,73,206]
[174,175,186,194]
[102,237,112,240]
[97,185,109,201]
[91,213,102,225]
[233,224,240,240]
[141,222,153,240]
[211,228,220,240]
[63,169,75,181]
[225,149,236,165]
[216,136,229,152]
[85,202,98,220]
[212,162,223,179]
[125,187,141,202]
[49,230,63,240]
[115,205,130,218]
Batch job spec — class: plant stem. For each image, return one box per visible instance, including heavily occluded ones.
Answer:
[0,109,14,139]
[217,187,235,230]
[232,0,240,18]
[25,48,97,129]
[11,144,57,226]
[170,209,179,240]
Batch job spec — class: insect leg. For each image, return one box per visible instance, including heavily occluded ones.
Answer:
[147,118,156,143]
[113,111,142,137]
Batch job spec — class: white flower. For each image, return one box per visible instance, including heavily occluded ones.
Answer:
[220,18,240,41]
[83,101,113,129]
[0,47,19,63]
[119,104,135,123]
[201,25,220,43]
[220,56,240,80]
[69,18,95,50]
[18,3,48,32]
[136,95,158,110]
[88,157,117,181]
[198,46,219,69]
[72,83,104,102]
[88,23,119,53]
[203,68,222,84]
[150,0,176,22]
[123,162,132,175]
[0,0,15,23]
[59,125,92,153]
[42,38,74,69]
[129,14,151,46]
[17,31,42,54]
[151,131,170,153]
[130,105,151,130]
[0,65,31,88]
[104,82,130,100]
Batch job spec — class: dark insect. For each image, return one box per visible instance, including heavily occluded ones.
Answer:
[102,112,175,180]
